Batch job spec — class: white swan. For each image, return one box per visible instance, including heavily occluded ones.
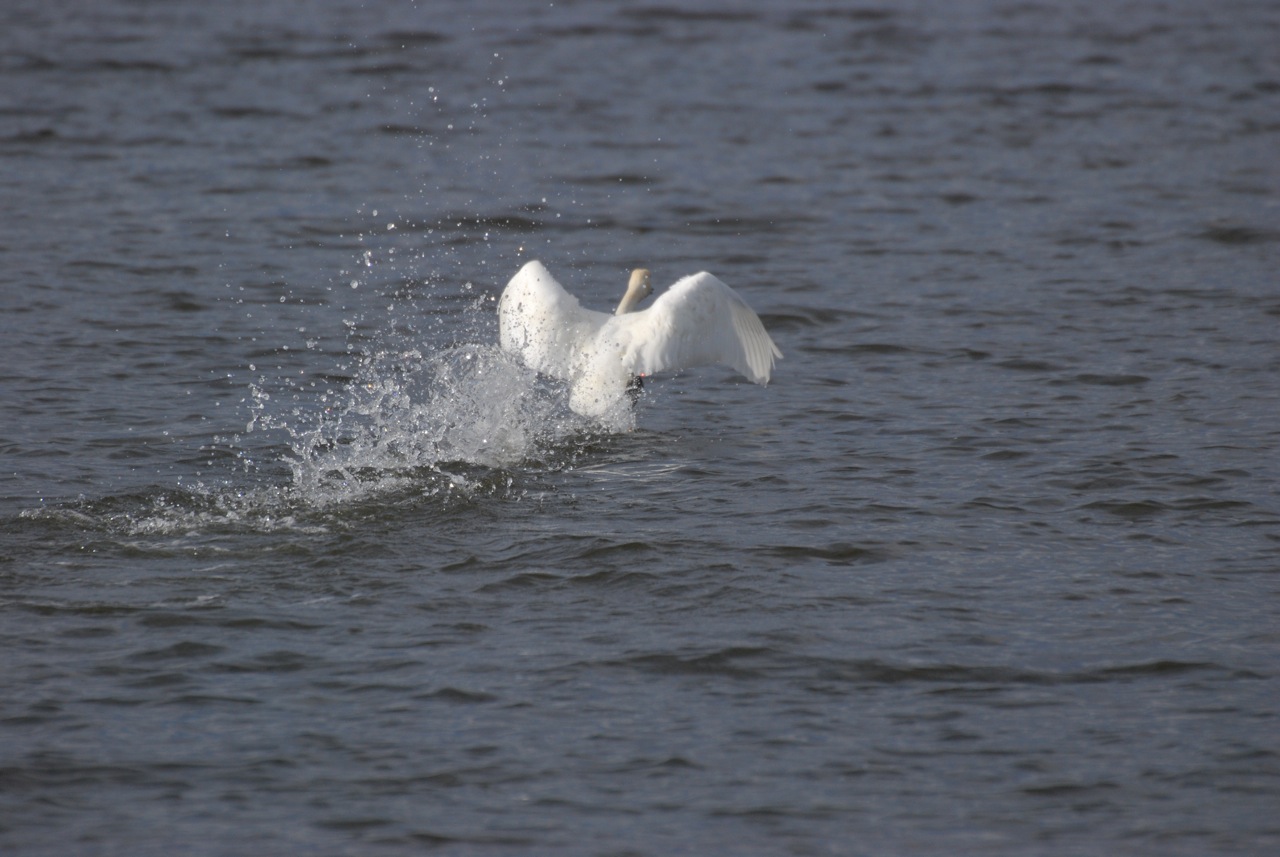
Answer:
[498,260,781,427]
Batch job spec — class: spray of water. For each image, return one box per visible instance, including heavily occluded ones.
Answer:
[275,339,584,508]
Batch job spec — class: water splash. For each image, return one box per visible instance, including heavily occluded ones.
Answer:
[277,340,584,507]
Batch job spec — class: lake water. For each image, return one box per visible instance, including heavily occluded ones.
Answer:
[2,1,1278,854]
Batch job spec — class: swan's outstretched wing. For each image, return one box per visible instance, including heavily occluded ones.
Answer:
[498,260,610,380]
[610,272,782,383]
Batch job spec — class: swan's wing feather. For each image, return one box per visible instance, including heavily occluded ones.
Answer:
[498,260,610,380]
[615,272,782,384]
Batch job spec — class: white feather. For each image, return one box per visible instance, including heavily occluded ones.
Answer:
[498,260,782,424]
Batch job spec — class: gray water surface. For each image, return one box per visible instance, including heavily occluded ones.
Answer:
[2,1,1279,854]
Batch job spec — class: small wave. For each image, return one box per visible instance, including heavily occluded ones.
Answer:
[592,649,1235,689]
[1197,224,1279,245]
[16,486,333,545]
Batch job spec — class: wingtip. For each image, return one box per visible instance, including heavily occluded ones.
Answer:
[517,258,548,276]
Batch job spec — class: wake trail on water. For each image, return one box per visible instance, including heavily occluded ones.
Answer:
[19,294,605,539]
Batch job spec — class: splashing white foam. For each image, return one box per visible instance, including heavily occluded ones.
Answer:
[278,342,583,507]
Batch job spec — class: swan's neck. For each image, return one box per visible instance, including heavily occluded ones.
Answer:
[614,268,652,315]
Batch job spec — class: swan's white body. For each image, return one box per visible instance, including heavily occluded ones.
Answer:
[498,260,781,426]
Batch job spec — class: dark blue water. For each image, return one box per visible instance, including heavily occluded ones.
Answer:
[3,1,1279,854]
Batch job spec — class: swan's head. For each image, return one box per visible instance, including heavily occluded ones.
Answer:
[615,268,652,315]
